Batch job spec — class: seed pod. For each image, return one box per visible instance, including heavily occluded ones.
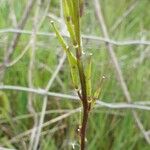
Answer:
[72,0,81,47]
[93,76,105,102]
[51,21,67,51]
[51,21,79,89]
[63,0,76,44]
[67,50,79,89]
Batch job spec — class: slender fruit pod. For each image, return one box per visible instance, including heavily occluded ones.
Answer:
[93,76,105,103]
[72,0,81,48]
[67,50,79,89]
[62,0,76,44]
[51,21,68,51]
[51,21,79,89]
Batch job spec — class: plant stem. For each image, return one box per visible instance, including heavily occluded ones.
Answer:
[81,106,89,150]
[76,55,89,150]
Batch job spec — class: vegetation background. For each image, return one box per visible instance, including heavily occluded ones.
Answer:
[0,0,150,149]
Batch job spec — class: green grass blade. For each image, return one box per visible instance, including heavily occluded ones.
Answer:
[0,91,10,114]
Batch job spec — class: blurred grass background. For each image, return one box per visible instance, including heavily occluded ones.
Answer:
[0,0,150,149]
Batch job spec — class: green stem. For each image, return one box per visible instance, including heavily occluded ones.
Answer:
[76,49,89,150]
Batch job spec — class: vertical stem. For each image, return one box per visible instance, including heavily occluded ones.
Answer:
[81,106,89,150]
[62,1,89,149]
[76,56,89,150]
